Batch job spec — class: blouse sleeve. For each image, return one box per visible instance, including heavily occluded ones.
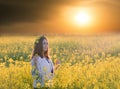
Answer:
[31,57,45,87]
[49,59,54,74]
[36,57,45,87]
[30,59,35,77]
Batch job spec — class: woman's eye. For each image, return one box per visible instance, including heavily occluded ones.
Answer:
[43,42,48,45]
[45,42,48,45]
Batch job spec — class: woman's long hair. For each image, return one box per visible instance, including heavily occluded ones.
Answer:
[31,35,50,60]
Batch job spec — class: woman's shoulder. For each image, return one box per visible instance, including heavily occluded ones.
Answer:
[31,55,42,64]
[33,55,41,60]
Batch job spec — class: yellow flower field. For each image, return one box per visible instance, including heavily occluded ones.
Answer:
[0,34,120,89]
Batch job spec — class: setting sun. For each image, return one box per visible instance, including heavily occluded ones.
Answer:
[74,10,90,26]
[63,7,92,28]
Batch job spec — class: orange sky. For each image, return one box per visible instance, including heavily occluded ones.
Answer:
[0,0,120,34]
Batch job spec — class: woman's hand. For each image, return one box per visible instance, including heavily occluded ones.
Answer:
[54,59,61,70]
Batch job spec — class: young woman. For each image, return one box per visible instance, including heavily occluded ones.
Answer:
[30,36,54,89]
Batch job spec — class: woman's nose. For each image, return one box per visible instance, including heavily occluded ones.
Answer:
[45,44,48,47]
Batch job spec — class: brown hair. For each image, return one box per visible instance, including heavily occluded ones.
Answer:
[31,35,50,60]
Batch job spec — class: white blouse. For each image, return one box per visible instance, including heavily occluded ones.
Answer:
[31,56,54,88]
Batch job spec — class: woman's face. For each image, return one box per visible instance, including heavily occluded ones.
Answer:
[42,39,48,52]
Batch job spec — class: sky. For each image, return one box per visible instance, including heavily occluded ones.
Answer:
[0,0,120,34]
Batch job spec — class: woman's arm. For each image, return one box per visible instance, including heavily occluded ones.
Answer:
[32,56,45,87]
[31,59,36,77]
[51,60,54,73]
[49,59,54,75]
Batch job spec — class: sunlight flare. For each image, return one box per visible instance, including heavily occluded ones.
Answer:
[73,10,90,26]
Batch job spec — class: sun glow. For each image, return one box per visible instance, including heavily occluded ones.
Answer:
[63,7,92,28]
[74,10,90,26]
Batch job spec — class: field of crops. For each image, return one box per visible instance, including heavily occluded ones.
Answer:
[0,34,120,89]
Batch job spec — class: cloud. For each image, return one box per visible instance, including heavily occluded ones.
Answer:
[0,0,119,25]
[0,0,119,33]
[0,0,77,25]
